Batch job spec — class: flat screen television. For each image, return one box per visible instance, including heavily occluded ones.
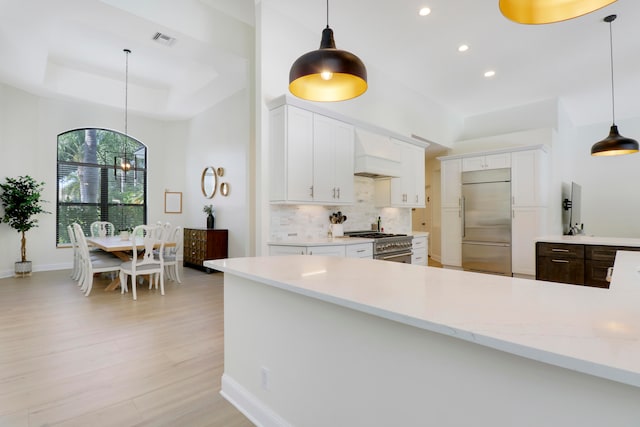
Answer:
[563,181,582,234]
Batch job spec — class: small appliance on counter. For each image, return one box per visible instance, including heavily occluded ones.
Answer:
[345,231,413,263]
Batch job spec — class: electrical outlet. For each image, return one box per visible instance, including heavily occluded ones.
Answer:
[261,366,270,391]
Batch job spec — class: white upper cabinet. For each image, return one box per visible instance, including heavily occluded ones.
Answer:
[376,140,426,208]
[511,148,549,207]
[270,105,314,203]
[462,153,511,172]
[269,105,354,204]
[313,115,354,204]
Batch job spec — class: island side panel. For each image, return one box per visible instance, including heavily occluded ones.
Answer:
[221,274,640,427]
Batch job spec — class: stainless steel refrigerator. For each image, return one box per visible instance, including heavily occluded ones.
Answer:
[461,168,512,275]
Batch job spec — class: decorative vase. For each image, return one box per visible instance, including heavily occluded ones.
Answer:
[206,214,215,229]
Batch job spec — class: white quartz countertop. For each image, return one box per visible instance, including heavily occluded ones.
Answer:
[206,254,640,388]
[267,237,373,246]
[537,235,640,247]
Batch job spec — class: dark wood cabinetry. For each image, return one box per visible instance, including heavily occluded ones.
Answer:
[183,228,228,273]
[536,242,584,286]
[536,242,640,288]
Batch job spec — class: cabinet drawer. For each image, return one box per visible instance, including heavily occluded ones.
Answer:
[536,242,584,259]
[346,243,373,258]
[412,236,427,250]
[585,245,640,261]
[536,256,584,285]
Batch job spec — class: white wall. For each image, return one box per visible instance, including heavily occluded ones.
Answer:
[570,117,640,237]
[0,83,189,277]
[183,89,252,258]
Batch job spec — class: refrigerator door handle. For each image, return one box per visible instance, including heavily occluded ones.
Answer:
[461,196,466,238]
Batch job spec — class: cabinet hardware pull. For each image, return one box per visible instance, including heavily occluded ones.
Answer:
[332,187,336,198]
[551,259,569,263]
[356,249,365,253]
[337,187,340,199]
[551,248,569,252]
[310,185,314,197]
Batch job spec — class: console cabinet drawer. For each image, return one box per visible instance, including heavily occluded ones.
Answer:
[183,228,228,273]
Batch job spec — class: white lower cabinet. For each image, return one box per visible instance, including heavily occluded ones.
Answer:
[269,242,373,258]
[346,243,373,259]
[411,235,428,266]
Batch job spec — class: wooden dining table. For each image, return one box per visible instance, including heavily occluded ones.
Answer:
[86,235,176,291]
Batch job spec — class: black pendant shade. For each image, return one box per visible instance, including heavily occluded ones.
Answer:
[289,25,367,102]
[591,125,639,156]
[590,15,638,157]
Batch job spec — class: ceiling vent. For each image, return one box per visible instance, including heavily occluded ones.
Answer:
[152,32,176,46]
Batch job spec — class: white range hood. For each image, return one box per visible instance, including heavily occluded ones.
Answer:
[353,128,401,178]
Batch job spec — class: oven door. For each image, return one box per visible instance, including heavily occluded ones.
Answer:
[375,251,412,264]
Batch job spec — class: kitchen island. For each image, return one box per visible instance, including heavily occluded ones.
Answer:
[205,254,640,427]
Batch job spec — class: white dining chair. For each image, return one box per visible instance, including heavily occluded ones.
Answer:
[90,221,115,237]
[154,225,182,285]
[67,224,81,281]
[72,223,122,296]
[119,224,166,300]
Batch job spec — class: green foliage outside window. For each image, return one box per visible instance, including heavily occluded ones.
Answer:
[56,128,147,245]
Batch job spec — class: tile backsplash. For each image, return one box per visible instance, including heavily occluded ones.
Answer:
[269,177,411,241]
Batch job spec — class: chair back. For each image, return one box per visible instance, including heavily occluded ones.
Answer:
[72,223,91,261]
[67,224,78,249]
[167,225,183,256]
[90,221,115,237]
[131,225,165,267]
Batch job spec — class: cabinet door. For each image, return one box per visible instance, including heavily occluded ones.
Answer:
[269,245,307,255]
[512,149,548,207]
[313,115,355,204]
[312,115,336,202]
[512,207,546,275]
[441,207,462,267]
[441,159,461,208]
[485,153,511,169]
[406,143,425,207]
[285,106,314,202]
[307,245,346,257]
[461,156,486,172]
[333,120,355,203]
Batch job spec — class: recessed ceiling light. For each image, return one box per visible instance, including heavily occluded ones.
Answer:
[484,70,496,78]
[418,7,431,16]
[458,44,469,52]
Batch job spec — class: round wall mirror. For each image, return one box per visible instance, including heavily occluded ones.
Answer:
[201,166,217,198]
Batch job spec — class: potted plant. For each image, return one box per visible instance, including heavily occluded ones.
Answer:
[203,204,215,229]
[0,176,50,276]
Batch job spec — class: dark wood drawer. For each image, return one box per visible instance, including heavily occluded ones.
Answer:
[536,242,584,259]
[536,256,584,285]
[585,245,640,261]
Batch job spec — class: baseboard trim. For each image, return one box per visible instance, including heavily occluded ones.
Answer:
[220,373,293,427]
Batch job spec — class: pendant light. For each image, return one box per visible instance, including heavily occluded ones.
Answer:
[499,0,616,25]
[288,0,367,102]
[591,15,638,156]
[115,48,133,177]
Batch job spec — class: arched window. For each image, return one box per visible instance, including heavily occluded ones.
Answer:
[56,128,147,245]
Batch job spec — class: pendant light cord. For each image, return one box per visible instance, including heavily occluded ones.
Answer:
[325,0,329,29]
[124,49,130,137]
[608,19,616,125]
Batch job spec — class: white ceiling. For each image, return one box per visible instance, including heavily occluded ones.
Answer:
[1,0,638,127]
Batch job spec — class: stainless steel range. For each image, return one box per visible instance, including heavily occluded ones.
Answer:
[345,231,413,263]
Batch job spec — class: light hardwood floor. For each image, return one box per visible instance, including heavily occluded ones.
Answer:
[0,267,254,427]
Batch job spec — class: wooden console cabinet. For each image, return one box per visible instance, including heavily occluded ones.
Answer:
[183,228,228,273]
[536,242,640,288]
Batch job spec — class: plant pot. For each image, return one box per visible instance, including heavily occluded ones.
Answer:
[206,214,215,229]
[15,261,32,277]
